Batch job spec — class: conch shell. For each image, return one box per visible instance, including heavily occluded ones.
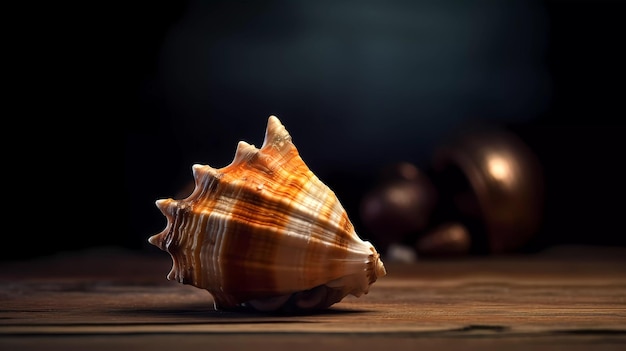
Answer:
[148,115,386,313]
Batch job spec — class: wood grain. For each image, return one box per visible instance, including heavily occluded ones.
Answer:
[1,246,625,350]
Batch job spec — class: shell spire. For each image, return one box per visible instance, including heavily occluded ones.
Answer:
[148,115,386,313]
[262,115,292,150]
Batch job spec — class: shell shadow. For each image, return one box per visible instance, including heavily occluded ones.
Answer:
[112,303,370,323]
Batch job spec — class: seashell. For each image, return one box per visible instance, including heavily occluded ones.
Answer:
[148,115,386,313]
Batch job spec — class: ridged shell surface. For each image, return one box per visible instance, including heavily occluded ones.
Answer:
[148,115,386,312]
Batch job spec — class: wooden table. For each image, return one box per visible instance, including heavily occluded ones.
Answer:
[1,246,625,350]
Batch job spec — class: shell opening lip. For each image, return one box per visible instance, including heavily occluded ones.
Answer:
[375,258,387,279]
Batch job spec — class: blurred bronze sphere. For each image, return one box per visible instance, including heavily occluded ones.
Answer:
[360,162,438,253]
[416,222,472,256]
[432,125,544,254]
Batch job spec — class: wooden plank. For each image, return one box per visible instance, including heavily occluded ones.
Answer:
[0,246,625,350]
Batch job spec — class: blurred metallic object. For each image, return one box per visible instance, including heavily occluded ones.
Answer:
[360,124,544,257]
[432,125,544,254]
[360,162,438,253]
[416,222,471,256]
[386,243,418,263]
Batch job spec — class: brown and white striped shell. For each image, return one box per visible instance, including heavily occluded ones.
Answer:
[148,115,386,313]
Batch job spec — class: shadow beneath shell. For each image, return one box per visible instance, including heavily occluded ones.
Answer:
[112,304,370,321]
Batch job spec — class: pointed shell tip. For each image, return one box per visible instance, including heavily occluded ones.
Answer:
[148,235,158,246]
[262,115,291,150]
[232,140,258,164]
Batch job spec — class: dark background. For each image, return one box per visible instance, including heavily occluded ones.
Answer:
[8,0,625,261]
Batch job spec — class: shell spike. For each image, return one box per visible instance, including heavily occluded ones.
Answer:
[261,115,292,152]
[192,164,214,177]
[192,164,220,182]
[231,140,258,165]
[147,233,162,248]
[190,164,220,200]
[149,199,178,251]
[155,198,176,217]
